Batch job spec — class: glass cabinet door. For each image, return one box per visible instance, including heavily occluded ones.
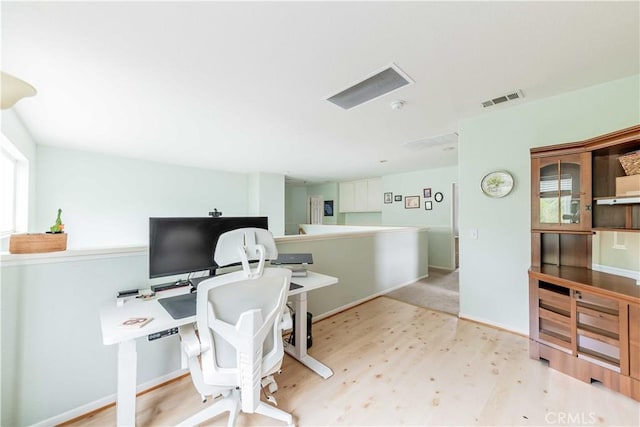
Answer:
[533,153,591,230]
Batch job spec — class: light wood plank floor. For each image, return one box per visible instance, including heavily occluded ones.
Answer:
[69,297,639,426]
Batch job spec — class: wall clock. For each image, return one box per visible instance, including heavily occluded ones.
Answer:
[481,171,514,198]
[434,192,444,203]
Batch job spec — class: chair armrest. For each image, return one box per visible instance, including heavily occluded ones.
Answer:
[280,309,292,331]
[179,324,208,357]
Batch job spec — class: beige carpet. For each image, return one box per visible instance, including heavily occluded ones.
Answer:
[385,268,459,315]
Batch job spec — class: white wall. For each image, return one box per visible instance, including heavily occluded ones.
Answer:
[382,166,457,269]
[247,172,285,236]
[284,185,309,235]
[35,146,254,248]
[458,74,640,334]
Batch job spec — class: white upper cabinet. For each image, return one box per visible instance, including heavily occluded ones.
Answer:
[339,178,382,213]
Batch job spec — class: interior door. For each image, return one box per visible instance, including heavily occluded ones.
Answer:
[309,195,324,224]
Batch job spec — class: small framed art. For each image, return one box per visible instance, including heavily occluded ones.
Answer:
[405,196,420,209]
[425,201,433,210]
[394,195,402,202]
[324,200,334,216]
[384,192,393,204]
[423,188,432,198]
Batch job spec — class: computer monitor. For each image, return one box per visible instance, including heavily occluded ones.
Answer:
[148,216,268,279]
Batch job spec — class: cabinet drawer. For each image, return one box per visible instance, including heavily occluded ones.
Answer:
[578,335,620,368]
[539,287,571,315]
[575,291,619,313]
[577,305,619,335]
[539,318,571,350]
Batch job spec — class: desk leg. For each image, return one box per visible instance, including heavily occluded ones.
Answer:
[284,292,333,379]
[117,339,137,426]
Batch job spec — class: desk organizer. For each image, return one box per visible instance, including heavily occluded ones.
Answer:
[9,233,67,253]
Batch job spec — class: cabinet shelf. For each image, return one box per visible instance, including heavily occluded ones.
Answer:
[593,227,640,233]
[576,301,619,317]
[576,324,619,346]
[539,307,571,325]
[539,330,572,349]
[595,196,640,205]
[578,347,620,368]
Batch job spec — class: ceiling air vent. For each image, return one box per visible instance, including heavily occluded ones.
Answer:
[327,63,414,110]
[482,90,524,108]
[401,133,458,151]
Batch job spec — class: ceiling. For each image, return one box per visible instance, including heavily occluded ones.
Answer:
[2,1,639,184]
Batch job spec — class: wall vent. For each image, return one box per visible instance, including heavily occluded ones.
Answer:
[482,90,524,108]
[326,63,414,110]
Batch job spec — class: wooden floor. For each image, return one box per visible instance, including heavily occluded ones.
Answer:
[69,297,639,426]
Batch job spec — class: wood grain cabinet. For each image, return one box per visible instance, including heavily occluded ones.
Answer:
[629,304,640,381]
[529,125,640,402]
[531,153,591,231]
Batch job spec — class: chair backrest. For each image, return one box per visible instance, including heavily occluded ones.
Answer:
[195,227,291,412]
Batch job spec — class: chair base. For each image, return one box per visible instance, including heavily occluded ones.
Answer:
[178,388,294,427]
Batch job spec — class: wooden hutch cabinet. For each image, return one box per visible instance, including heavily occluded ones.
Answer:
[529,125,640,402]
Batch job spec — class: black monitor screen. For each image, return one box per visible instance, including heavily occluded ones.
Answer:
[149,216,268,279]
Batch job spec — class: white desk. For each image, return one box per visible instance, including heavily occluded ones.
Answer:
[100,271,338,426]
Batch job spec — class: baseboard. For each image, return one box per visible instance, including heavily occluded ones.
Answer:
[32,369,188,427]
[458,312,528,337]
[428,264,455,271]
[313,273,429,322]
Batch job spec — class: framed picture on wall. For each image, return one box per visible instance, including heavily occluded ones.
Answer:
[423,188,432,198]
[425,201,433,210]
[405,195,420,209]
[394,195,402,202]
[384,192,393,204]
[324,200,334,216]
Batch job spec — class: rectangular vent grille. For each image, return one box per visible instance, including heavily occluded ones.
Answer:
[327,64,414,110]
[482,90,524,108]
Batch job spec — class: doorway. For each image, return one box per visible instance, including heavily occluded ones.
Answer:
[308,195,323,225]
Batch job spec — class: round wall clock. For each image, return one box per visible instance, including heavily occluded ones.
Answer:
[434,192,444,202]
[481,171,514,198]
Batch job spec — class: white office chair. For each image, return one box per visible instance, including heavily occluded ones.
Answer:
[178,228,294,427]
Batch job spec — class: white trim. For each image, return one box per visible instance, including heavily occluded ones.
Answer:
[1,245,146,266]
[458,312,529,337]
[428,263,456,271]
[29,369,188,427]
[592,263,640,285]
[277,225,427,243]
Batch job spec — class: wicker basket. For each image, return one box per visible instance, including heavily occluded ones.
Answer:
[9,233,67,254]
[619,151,640,176]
